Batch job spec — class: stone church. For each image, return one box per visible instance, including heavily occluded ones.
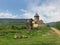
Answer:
[26,13,44,29]
[32,13,44,28]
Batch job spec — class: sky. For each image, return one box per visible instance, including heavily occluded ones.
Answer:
[0,0,60,23]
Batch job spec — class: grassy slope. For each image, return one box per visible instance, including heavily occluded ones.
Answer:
[55,22,60,30]
[0,27,60,45]
[48,22,60,30]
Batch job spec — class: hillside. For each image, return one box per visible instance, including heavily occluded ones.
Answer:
[0,19,60,45]
[54,22,60,30]
[47,21,60,30]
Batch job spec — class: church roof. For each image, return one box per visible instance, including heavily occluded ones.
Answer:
[34,13,39,17]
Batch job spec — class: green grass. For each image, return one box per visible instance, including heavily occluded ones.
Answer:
[0,33,60,45]
[0,27,60,45]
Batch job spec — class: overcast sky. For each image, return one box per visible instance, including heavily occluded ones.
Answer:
[0,0,60,23]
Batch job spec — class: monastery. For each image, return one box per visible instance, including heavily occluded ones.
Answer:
[26,13,45,29]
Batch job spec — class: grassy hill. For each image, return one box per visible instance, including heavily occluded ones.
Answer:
[0,19,60,45]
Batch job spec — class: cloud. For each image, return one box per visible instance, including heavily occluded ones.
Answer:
[22,12,34,19]
[0,0,60,23]
[0,12,17,18]
[20,9,27,13]
[21,0,60,23]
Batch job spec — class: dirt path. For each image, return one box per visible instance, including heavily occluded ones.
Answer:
[50,27,60,36]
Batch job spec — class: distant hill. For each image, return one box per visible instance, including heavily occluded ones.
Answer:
[0,18,28,25]
[47,22,57,27]
[47,21,60,30]
[48,21,60,26]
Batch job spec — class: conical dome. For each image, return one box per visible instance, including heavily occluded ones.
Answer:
[34,13,39,17]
